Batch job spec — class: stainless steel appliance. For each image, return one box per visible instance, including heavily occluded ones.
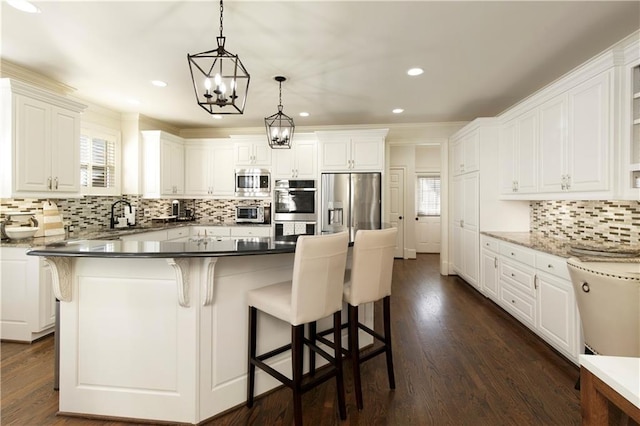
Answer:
[236,206,265,223]
[274,179,317,222]
[235,169,271,197]
[321,172,381,241]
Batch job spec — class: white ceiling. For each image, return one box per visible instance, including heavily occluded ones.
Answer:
[2,1,639,130]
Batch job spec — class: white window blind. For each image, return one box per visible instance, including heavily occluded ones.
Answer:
[416,176,441,216]
[80,134,117,190]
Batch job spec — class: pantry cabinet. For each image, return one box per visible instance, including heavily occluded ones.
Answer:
[451,173,479,289]
[141,131,185,197]
[316,129,387,171]
[272,137,317,179]
[184,140,235,196]
[0,247,55,342]
[1,79,85,198]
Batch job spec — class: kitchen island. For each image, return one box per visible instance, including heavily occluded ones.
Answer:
[27,237,370,424]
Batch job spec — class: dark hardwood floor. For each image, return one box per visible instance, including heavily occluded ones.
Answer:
[1,254,581,425]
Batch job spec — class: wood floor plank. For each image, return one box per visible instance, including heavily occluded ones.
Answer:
[1,254,583,425]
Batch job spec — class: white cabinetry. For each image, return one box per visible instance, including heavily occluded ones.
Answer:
[480,236,499,302]
[621,43,640,199]
[272,136,317,179]
[230,226,272,237]
[184,140,235,196]
[1,79,85,198]
[451,173,479,289]
[233,136,271,167]
[0,247,55,342]
[478,237,580,364]
[316,129,387,171]
[141,131,185,197]
[499,109,538,195]
[451,131,479,175]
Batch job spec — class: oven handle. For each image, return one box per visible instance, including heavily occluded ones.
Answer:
[274,188,317,192]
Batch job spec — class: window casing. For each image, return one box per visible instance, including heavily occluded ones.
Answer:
[80,125,121,195]
[416,175,441,216]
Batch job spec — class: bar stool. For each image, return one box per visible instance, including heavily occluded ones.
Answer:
[246,232,349,426]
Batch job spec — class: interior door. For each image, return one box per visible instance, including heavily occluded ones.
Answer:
[388,168,405,258]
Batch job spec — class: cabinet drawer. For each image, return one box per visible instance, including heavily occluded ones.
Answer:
[230,226,272,238]
[535,252,570,281]
[190,226,231,238]
[480,236,499,253]
[500,282,536,328]
[499,242,536,267]
[500,259,536,297]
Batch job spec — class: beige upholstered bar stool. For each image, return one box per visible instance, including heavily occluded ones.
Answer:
[341,227,398,410]
[246,232,349,426]
[567,258,640,357]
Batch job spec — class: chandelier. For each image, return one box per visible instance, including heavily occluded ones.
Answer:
[187,0,250,115]
[265,76,294,149]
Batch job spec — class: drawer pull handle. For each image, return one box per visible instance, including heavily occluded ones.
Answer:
[511,300,516,304]
[511,273,515,277]
[547,264,553,269]
[581,282,590,293]
[511,252,515,256]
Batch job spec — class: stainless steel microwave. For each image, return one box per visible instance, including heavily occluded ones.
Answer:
[235,169,270,197]
[236,206,265,223]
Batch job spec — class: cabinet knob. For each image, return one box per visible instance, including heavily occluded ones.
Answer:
[415,217,419,221]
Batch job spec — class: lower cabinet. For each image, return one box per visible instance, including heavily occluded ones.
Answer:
[0,247,55,342]
[479,235,579,364]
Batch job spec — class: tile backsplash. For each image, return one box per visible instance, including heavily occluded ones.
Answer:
[1,196,271,232]
[531,200,640,246]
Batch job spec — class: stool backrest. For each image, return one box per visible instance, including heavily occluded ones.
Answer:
[291,232,349,325]
[349,228,398,306]
[567,258,640,357]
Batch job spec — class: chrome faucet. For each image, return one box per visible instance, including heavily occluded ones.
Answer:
[110,199,132,229]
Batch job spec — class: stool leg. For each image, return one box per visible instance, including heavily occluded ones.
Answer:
[292,324,304,426]
[348,304,363,410]
[383,296,396,389]
[308,321,316,376]
[247,306,257,408]
[333,311,347,420]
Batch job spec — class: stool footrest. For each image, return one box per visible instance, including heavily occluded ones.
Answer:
[360,345,387,364]
[256,343,291,362]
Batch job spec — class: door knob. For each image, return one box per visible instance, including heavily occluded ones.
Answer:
[399,216,403,220]
[415,217,418,221]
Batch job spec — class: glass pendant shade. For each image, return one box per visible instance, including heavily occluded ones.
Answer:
[265,76,294,149]
[187,1,249,115]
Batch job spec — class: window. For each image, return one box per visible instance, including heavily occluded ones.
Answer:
[80,126,120,195]
[416,175,440,216]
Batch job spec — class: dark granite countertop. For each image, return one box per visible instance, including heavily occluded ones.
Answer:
[26,237,296,258]
[481,231,640,264]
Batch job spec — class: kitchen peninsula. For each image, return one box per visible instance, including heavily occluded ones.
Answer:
[27,236,371,424]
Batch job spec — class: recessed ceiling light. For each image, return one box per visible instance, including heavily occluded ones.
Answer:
[151,80,167,87]
[6,0,40,13]
[212,114,222,120]
[392,108,404,114]
[407,68,424,76]
[299,112,309,117]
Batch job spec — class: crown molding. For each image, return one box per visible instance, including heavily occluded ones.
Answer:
[0,60,76,96]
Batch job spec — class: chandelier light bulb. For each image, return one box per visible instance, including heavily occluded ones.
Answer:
[214,73,222,86]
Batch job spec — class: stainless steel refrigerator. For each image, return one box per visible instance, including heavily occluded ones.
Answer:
[321,172,381,241]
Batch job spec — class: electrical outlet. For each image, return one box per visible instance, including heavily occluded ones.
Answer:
[144,209,150,217]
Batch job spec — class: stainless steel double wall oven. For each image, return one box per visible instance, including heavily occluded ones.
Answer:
[273,179,317,241]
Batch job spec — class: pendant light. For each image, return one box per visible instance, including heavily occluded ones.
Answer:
[265,76,294,149]
[187,0,250,115]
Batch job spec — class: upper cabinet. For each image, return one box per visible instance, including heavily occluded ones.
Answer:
[272,135,317,179]
[233,136,272,168]
[184,139,235,197]
[499,109,538,195]
[1,79,86,198]
[451,130,479,176]
[316,129,387,171]
[622,38,640,199]
[141,130,185,198]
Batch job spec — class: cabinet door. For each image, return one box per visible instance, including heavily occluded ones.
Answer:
[272,147,295,178]
[161,140,184,195]
[184,144,212,196]
[499,121,516,194]
[38,260,56,330]
[462,173,478,231]
[293,140,317,178]
[567,71,610,192]
[462,227,479,289]
[252,143,272,167]
[537,272,576,359]
[351,136,383,170]
[15,96,52,192]
[320,139,350,170]
[463,131,479,173]
[211,144,235,196]
[516,110,538,193]
[234,142,254,166]
[481,249,499,301]
[538,95,566,193]
[451,138,464,176]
